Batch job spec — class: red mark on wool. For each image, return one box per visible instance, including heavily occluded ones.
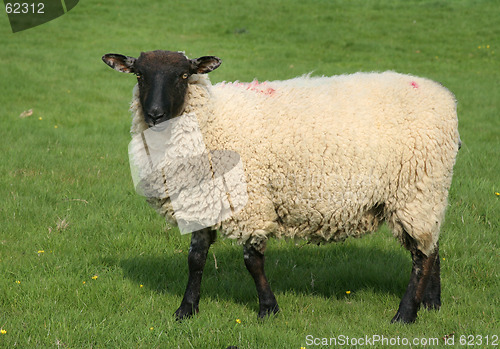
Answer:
[410,81,419,89]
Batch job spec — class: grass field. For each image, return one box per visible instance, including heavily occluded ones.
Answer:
[1,0,499,347]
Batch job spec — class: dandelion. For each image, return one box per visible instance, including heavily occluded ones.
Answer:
[37,250,45,254]
[92,275,98,280]
[149,327,154,331]
[54,125,58,129]
[301,347,306,349]
[38,117,43,120]
[82,281,86,284]
[346,290,351,295]
[16,280,21,284]
[140,284,144,288]
[0,329,6,334]
[443,258,446,261]
[235,319,241,324]
[495,192,499,196]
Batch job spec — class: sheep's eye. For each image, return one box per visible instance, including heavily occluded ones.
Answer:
[182,73,189,79]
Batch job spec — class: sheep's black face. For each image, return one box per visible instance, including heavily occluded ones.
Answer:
[102,50,221,127]
[134,51,193,126]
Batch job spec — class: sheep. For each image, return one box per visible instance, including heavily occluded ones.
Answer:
[102,50,460,324]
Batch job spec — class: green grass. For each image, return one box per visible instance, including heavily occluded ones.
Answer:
[1,0,498,347]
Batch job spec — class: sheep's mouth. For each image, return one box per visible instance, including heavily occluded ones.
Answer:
[146,108,186,128]
[148,121,170,132]
[146,116,168,128]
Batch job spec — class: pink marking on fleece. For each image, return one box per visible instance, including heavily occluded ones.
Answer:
[410,81,419,89]
[220,80,276,96]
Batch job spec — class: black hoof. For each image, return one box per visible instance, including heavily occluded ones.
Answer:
[391,311,417,324]
[174,304,198,321]
[258,304,280,319]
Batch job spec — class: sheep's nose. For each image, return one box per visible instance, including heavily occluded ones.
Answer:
[148,108,166,124]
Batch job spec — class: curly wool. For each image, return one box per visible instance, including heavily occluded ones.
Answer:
[129,71,460,256]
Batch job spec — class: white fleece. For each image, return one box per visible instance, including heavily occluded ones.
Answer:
[128,71,460,256]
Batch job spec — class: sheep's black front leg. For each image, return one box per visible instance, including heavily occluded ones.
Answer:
[174,228,216,321]
[243,244,279,318]
[392,244,439,324]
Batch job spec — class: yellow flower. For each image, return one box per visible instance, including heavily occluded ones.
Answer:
[346,290,351,295]
[140,284,144,288]
[301,347,306,349]
[495,192,500,196]
[92,275,98,280]
[443,258,446,261]
[149,327,154,331]
[38,117,43,120]
[235,319,241,324]
[54,125,58,129]
[0,329,6,334]
[16,280,21,284]
[83,281,86,284]
[37,250,45,254]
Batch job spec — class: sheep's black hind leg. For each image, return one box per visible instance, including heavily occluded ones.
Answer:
[174,228,216,321]
[392,240,439,324]
[422,243,441,310]
[243,244,279,319]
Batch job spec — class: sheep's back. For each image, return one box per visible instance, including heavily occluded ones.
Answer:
[207,72,458,247]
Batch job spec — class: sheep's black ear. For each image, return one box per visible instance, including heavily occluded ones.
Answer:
[102,54,137,73]
[190,56,221,74]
